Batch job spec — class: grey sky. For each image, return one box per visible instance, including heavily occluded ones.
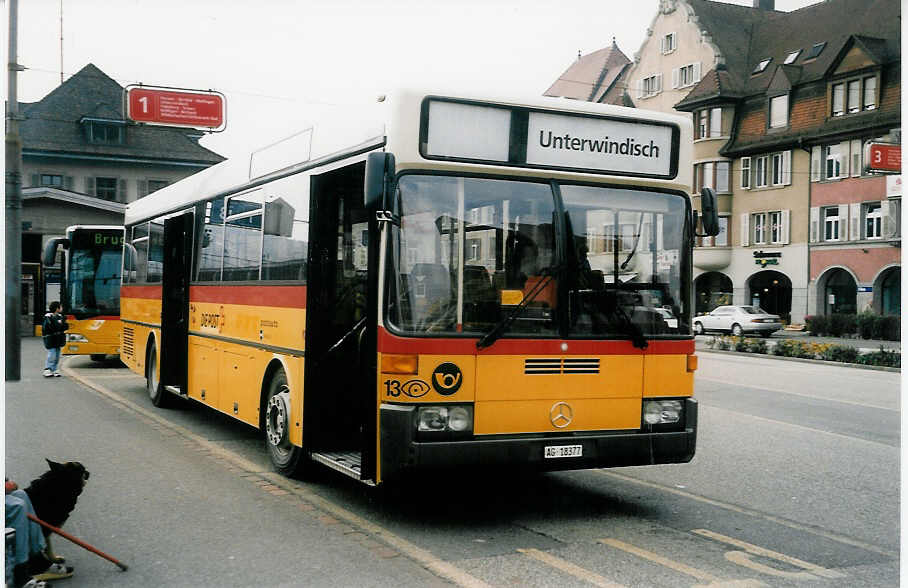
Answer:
[14,0,820,160]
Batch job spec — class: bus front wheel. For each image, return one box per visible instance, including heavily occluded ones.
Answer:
[146,342,174,408]
[264,370,306,477]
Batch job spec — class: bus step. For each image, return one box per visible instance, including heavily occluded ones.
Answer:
[165,385,183,395]
[310,451,373,485]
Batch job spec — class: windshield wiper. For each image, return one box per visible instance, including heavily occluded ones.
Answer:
[476,264,562,350]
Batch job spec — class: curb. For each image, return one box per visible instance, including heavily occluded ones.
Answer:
[697,348,901,373]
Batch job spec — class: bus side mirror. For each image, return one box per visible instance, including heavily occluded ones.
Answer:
[364,151,396,209]
[698,187,720,237]
[42,237,69,267]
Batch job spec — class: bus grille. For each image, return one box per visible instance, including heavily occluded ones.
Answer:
[122,327,134,358]
[524,358,599,375]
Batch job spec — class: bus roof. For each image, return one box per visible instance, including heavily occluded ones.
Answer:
[126,89,692,226]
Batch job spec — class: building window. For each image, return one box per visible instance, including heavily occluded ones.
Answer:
[753,58,772,74]
[674,63,701,89]
[784,49,801,64]
[40,174,63,187]
[86,121,124,144]
[830,74,878,117]
[769,94,788,128]
[864,202,883,239]
[754,156,768,188]
[661,33,676,54]
[695,161,730,194]
[740,157,751,189]
[824,144,843,179]
[148,180,169,193]
[698,216,729,247]
[696,107,722,139]
[823,206,841,241]
[467,238,482,261]
[769,211,782,243]
[95,177,118,201]
[752,213,766,244]
[640,74,663,98]
[804,42,826,60]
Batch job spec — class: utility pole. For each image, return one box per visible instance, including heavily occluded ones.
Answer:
[6,0,23,381]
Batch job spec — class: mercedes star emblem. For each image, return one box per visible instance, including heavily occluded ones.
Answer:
[550,401,573,428]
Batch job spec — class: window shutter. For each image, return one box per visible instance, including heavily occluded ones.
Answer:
[849,202,861,240]
[31,174,40,187]
[809,206,819,242]
[671,68,679,89]
[740,214,749,246]
[882,199,898,238]
[118,179,127,203]
[660,37,665,54]
[138,180,148,198]
[780,209,791,244]
[693,62,702,83]
[850,139,861,177]
[810,147,821,182]
[656,73,663,93]
[63,176,73,190]
[782,150,792,185]
[85,177,95,196]
[635,79,642,99]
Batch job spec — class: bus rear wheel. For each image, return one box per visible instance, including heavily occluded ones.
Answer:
[146,341,174,408]
[264,370,306,476]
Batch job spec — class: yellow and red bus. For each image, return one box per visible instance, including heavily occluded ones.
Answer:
[42,225,124,361]
[120,90,718,484]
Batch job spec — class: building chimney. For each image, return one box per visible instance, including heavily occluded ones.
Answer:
[753,0,775,9]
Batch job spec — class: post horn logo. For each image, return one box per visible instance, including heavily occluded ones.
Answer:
[550,401,573,428]
[431,362,463,395]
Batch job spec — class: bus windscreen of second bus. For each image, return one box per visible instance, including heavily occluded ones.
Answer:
[66,229,123,318]
[386,174,689,340]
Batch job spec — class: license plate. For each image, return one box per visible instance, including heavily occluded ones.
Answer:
[544,444,583,459]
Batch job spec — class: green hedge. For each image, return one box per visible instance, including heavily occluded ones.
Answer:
[706,336,900,368]
[804,313,900,341]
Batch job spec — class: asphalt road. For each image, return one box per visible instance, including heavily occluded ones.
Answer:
[5,338,901,587]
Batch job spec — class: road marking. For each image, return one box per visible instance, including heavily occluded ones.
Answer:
[518,548,625,588]
[598,538,721,583]
[696,376,899,412]
[692,529,846,579]
[62,358,493,588]
[596,471,896,558]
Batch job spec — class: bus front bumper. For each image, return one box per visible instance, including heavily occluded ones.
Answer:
[379,399,697,481]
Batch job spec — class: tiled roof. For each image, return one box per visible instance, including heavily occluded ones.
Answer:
[545,42,631,103]
[675,0,900,109]
[21,63,225,165]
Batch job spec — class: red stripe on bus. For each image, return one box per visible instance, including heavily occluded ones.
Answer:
[376,327,682,355]
[189,285,307,308]
[120,285,162,299]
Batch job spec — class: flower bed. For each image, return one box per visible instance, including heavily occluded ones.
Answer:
[705,336,900,368]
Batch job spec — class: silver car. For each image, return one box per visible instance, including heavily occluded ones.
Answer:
[693,305,782,337]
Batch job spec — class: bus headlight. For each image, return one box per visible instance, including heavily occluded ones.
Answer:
[416,405,473,435]
[643,400,683,425]
[67,334,89,343]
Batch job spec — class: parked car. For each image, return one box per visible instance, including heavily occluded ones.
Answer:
[693,305,782,337]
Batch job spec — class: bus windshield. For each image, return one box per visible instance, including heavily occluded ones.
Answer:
[66,229,123,318]
[386,175,690,339]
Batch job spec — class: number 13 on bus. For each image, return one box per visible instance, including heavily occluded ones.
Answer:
[119,90,719,485]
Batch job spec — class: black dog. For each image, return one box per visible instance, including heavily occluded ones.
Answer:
[24,459,90,564]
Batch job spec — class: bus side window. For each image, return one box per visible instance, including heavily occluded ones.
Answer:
[262,175,309,282]
[197,198,225,282]
[146,220,165,283]
[130,223,149,284]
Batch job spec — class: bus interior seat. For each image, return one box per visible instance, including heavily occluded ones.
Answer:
[463,265,499,325]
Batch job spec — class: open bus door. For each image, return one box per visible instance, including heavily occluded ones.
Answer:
[160,212,194,398]
[303,162,378,483]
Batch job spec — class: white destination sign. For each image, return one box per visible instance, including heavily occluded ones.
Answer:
[526,111,673,177]
[425,101,511,162]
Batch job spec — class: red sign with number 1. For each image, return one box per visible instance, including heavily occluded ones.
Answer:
[126,86,225,130]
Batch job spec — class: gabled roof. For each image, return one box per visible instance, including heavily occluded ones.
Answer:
[21,63,225,165]
[675,0,900,110]
[544,41,631,104]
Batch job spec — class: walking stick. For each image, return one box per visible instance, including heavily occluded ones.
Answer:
[27,513,128,571]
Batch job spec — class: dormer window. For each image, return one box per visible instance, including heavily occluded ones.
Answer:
[804,42,826,61]
[830,74,879,117]
[769,94,789,128]
[784,50,801,65]
[753,58,772,74]
[81,118,125,144]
